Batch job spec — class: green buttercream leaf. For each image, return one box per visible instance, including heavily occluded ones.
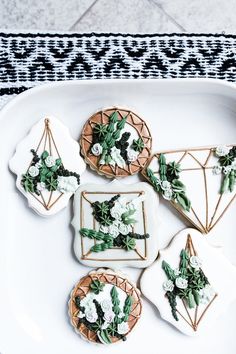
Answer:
[89,279,105,294]
[41,150,49,160]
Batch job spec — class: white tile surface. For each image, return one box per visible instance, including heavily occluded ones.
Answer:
[0,0,236,33]
[72,0,180,33]
[0,0,95,30]
[155,0,236,33]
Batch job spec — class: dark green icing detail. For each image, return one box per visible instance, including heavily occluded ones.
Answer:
[146,153,191,212]
[162,249,209,321]
[90,280,105,294]
[21,149,80,195]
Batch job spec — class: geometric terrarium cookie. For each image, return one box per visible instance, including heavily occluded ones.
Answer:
[140,228,236,335]
[142,144,236,233]
[80,107,152,178]
[68,268,142,344]
[9,117,86,216]
[72,180,159,268]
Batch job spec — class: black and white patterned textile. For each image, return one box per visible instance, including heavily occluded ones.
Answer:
[1,32,236,108]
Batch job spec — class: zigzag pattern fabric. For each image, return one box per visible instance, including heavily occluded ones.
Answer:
[1,32,236,108]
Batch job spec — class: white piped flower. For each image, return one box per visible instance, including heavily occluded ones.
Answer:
[101,321,109,330]
[231,160,236,170]
[103,310,115,323]
[35,161,42,169]
[175,277,188,289]
[110,146,126,169]
[163,279,174,292]
[199,285,215,304]
[174,268,180,276]
[223,165,232,175]
[99,225,109,234]
[163,189,173,200]
[127,148,139,162]
[190,256,202,270]
[161,180,172,191]
[110,202,124,220]
[80,294,94,308]
[108,224,120,238]
[57,176,79,193]
[117,321,129,335]
[77,312,85,319]
[91,143,103,156]
[28,165,39,177]
[85,309,98,323]
[37,182,46,192]
[118,223,132,235]
[212,165,222,175]
[99,159,105,165]
[215,145,230,157]
[101,299,112,313]
[45,155,56,167]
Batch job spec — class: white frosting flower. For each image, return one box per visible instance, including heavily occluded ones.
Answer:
[91,143,103,156]
[28,165,39,177]
[35,161,42,169]
[215,145,230,157]
[231,160,236,170]
[161,180,172,191]
[37,182,46,192]
[99,225,109,234]
[101,321,109,330]
[77,312,85,318]
[80,293,95,308]
[118,311,124,318]
[117,321,129,335]
[163,189,173,200]
[223,165,232,175]
[118,222,132,235]
[199,285,215,304]
[110,202,124,220]
[101,299,112,312]
[175,277,188,289]
[103,310,115,323]
[45,155,56,167]
[108,223,120,238]
[85,309,98,323]
[190,256,202,270]
[127,148,139,162]
[212,165,222,175]
[163,279,174,292]
[174,268,180,276]
[57,176,79,193]
[99,158,105,165]
[110,146,126,168]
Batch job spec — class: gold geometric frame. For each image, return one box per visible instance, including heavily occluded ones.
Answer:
[26,118,63,210]
[79,190,148,262]
[80,107,152,178]
[69,270,142,343]
[142,145,236,233]
[173,234,218,332]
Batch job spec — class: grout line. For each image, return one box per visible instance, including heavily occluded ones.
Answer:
[148,0,187,32]
[69,0,100,31]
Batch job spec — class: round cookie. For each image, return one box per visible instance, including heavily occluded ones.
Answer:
[80,107,152,178]
[68,268,142,344]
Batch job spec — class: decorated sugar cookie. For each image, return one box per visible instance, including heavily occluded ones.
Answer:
[9,117,86,216]
[140,228,236,335]
[80,107,152,178]
[68,268,142,344]
[72,180,159,268]
[142,144,236,233]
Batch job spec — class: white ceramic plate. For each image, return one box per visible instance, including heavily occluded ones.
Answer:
[1,78,236,354]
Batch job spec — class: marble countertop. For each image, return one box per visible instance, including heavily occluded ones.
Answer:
[0,0,235,34]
